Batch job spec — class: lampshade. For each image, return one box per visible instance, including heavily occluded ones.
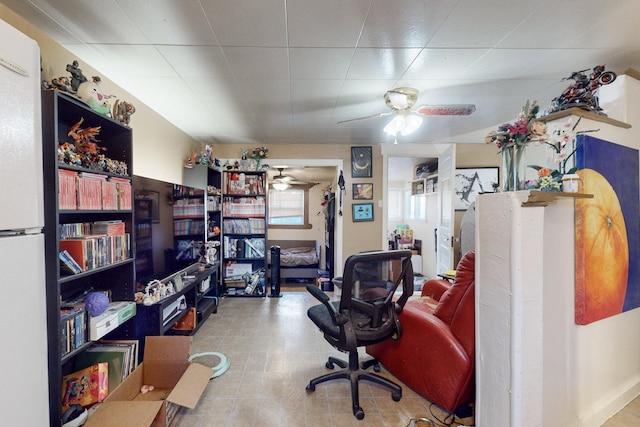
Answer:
[272,181,289,191]
[383,113,423,137]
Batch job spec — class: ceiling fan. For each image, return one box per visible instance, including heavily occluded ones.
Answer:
[269,167,316,190]
[338,87,476,138]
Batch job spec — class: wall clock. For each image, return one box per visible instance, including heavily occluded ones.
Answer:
[351,146,372,178]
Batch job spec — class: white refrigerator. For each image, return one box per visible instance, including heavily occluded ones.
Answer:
[0,18,49,426]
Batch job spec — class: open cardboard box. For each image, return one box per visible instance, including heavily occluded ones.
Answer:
[85,336,212,427]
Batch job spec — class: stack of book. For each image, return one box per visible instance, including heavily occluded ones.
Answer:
[72,339,139,395]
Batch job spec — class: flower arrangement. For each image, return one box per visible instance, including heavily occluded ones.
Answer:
[485,100,547,151]
[251,146,269,162]
[528,116,599,190]
[485,100,546,191]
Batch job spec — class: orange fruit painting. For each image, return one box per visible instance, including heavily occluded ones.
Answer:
[575,168,628,324]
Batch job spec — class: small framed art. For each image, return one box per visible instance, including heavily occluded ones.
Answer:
[351,146,372,178]
[352,183,373,200]
[454,167,499,211]
[352,202,374,222]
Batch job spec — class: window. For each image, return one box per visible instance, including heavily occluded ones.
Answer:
[268,186,312,229]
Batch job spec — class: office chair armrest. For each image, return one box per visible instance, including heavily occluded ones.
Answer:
[306,284,348,325]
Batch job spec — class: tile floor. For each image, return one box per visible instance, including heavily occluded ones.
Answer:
[174,290,472,427]
[173,288,639,427]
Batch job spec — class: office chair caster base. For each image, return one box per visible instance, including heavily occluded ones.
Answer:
[353,407,364,420]
[306,383,315,392]
[392,391,401,401]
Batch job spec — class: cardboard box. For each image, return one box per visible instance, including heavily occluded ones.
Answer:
[61,362,109,412]
[85,336,212,427]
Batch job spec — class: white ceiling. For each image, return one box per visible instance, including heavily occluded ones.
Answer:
[5,0,640,146]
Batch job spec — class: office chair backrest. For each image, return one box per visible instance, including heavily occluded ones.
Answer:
[339,250,414,344]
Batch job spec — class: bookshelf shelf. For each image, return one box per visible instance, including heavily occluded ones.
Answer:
[42,90,137,425]
[221,170,268,297]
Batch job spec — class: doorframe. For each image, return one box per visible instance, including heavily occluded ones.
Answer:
[381,143,454,276]
[266,158,344,277]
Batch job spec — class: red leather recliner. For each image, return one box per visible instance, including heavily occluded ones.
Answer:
[366,251,475,413]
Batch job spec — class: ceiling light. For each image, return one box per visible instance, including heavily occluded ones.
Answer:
[383,113,423,137]
[400,114,423,135]
[272,181,289,191]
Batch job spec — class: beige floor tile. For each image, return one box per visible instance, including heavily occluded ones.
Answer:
[174,291,640,426]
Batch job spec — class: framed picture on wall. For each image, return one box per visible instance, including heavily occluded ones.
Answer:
[454,167,499,211]
[352,183,373,200]
[352,202,374,222]
[351,146,372,178]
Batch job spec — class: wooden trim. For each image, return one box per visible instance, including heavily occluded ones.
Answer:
[538,107,631,129]
[521,190,594,207]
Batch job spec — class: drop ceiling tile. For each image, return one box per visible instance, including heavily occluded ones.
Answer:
[289,48,353,79]
[287,0,371,47]
[71,44,177,79]
[156,45,233,78]
[346,48,422,79]
[223,47,289,79]
[116,0,217,45]
[402,48,489,80]
[358,0,455,48]
[426,0,541,48]
[290,79,344,113]
[236,78,291,115]
[201,0,287,47]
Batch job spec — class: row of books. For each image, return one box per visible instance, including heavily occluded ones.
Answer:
[173,218,205,236]
[223,200,266,217]
[60,305,86,357]
[207,195,220,211]
[173,185,204,197]
[59,233,131,273]
[62,339,139,411]
[59,220,126,239]
[173,198,205,218]
[222,218,265,234]
[58,169,132,210]
[223,236,265,259]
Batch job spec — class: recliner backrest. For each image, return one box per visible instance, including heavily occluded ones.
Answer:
[433,251,475,325]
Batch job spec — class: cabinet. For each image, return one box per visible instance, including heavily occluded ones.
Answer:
[134,263,219,357]
[221,170,267,297]
[411,174,438,195]
[42,91,136,426]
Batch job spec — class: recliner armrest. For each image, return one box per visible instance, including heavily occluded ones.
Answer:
[421,279,452,301]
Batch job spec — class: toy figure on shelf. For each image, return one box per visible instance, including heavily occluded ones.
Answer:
[548,65,616,115]
[113,99,136,126]
[68,118,104,156]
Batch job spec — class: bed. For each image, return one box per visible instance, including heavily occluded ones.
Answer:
[267,239,321,282]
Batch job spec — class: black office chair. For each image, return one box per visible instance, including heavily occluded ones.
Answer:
[305,249,414,419]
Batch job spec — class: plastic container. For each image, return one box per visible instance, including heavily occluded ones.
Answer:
[562,174,581,193]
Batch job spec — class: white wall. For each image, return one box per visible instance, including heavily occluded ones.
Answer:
[476,73,640,426]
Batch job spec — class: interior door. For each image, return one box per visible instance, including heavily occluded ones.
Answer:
[436,144,456,274]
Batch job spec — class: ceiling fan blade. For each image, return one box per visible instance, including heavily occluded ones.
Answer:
[337,112,392,124]
[415,104,476,116]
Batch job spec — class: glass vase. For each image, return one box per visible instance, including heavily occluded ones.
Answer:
[502,145,527,191]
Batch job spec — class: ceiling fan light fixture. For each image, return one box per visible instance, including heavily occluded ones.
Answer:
[383,115,405,136]
[383,113,423,137]
[272,181,289,191]
[401,114,423,135]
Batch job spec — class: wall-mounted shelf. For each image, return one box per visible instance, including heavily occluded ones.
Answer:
[522,191,594,207]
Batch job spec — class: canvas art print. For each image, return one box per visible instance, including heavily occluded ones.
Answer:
[574,135,640,325]
[454,167,498,211]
